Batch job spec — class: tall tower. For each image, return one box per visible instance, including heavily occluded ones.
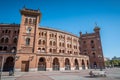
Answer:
[15,8,41,72]
[80,25,105,69]
[17,8,41,53]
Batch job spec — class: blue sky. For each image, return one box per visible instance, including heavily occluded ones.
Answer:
[0,0,120,59]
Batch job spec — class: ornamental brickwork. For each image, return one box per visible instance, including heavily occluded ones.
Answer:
[0,8,104,72]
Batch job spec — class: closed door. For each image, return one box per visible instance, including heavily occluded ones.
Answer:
[21,61,29,72]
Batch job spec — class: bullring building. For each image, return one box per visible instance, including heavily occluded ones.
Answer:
[0,8,105,72]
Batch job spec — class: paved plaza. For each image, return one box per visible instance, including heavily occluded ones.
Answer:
[1,68,120,80]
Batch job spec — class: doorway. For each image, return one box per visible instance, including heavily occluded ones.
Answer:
[21,61,29,72]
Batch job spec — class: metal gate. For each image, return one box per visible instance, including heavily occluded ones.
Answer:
[75,65,79,70]
[53,65,59,70]
[38,65,46,71]
[65,65,71,70]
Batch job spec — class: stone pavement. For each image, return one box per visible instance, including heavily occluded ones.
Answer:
[1,68,120,80]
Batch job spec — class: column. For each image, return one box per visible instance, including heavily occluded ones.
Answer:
[29,55,37,72]
[56,33,59,53]
[71,57,74,70]
[46,56,52,71]
[46,31,49,53]
[79,58,82,70]
[60,57,64,71]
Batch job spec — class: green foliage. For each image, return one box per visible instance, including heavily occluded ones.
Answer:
[105,60,120,67]
[105,61,110,66]
[110,60,120,66]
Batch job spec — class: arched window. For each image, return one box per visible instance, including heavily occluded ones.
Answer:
[25,18,28,23]
[39,40,41,44]
[49,48,52,52]
[38,48,41,50]
[29,18,32,24]
[67,51,69,54]
[92,53,96,58]
[52,34,54,37]
[59,50,61,53]
[42,48,45,52]
[0,46,2,51]
[67,44,69,48]
[5,38,9,43]
[44,33,47,36]
[33,19,36,24]
[1,38,4,43]
[70,44,72,48]
[13,38,17,44]
[91,40,94,44]
[2,30,4,33]
[53,41,56,46]
[5,30,8,33]
[50,41,52,46]
[11,47,16,53]
[39,32,41,36]
[59,43,61,46]
[14,31,17,34]
[43,40,45,45]
[41,32,44,36]
[26,38,30,45]
[38,48,41,52]
[55,35,56,38]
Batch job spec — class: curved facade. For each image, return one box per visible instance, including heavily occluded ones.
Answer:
[0,8,105,72]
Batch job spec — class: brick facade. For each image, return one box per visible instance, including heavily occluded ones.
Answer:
[0,8,104,72]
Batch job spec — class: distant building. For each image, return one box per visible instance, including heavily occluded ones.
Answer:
[112,57,120,60]
[0,7,105,72]
[104,57,110,61]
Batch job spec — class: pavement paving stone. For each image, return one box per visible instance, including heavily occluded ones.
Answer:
[1,68,120,80]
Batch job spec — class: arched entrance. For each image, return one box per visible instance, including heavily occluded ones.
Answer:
[53,58,60,71]
[38,57,46,71]
[93,62,97,69]
[65,58,71,70]
[82,59,85,69]
[75,59,79,70]
[3,56,14,71]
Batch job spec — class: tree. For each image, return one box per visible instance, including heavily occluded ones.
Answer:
[105,60,110,67]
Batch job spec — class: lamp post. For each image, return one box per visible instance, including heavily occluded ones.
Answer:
[98,55,102,71]
[0,56,5,80]
[11,49,19,76]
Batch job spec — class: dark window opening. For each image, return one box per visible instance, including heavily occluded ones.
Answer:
[5,38,9,43]
[26,38,30,45]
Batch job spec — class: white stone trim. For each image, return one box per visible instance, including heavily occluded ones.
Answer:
[71,67,75,70]
[46,68,52,71]
[29,68,37,72]
[15,69,21,72]
[60,68,64,71]
[85,67,88,70]
[79,67,82,70]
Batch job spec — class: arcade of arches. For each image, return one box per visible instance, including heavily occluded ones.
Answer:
[0,56,14,72]
[35,57,89,71]
[14,55,89,72]
[0,55,89,72]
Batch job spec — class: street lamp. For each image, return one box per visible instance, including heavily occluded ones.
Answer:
[98,55,102,71]
[10,49,20,76]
